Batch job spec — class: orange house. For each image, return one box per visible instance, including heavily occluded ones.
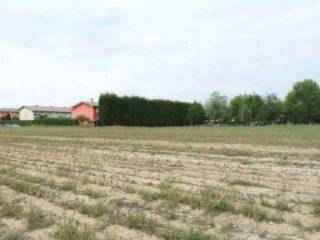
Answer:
[0,108,19,120]
[71,101,99,124]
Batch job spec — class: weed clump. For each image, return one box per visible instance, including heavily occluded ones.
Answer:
[139,190,160,202]
[139,181,192,209]
[239,204,283,223]
[0,199,23,219]
[80,201,109,218]
[161,225,214,240]
[127,212,156,234]
[1,177,46,198]
[60,181,77,191]
[313,200,320,216]
[26,206,54,230]
[54,219,96,240]
[68,200,109,218]
[199,187,235,213]
[1,233,24,240]
[275,199,291,212]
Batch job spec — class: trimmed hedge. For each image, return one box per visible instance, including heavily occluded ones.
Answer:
[0,120,33,126]
[0,118,79,126]
[99,93,191,126]
[34,118,79,126]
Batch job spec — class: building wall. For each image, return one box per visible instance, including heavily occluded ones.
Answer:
[19,108,70,120]
[19,108,34,120]
[0,112,7,119]
[11,112,19,119]
[34,112,71,119]
[93,106,98,121]
[71,103,97,122]
[0,111,19,119]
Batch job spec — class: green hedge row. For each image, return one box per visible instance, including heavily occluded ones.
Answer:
[0,118,79,126]
[34,118,79,126]
[0,120,33,126]
[99,93,191,126]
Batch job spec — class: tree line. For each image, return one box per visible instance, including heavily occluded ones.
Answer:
[98,79,320,126]
[204,79,320,125]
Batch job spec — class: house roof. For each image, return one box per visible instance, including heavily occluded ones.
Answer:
[72,101,98,109]
[19,106,71,113]
[0,108,19,113]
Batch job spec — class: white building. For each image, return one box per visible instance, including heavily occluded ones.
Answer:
[19,106,71,120]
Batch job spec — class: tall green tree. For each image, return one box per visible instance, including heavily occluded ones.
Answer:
[230,94,264,124]
[241,94,264,124]
[261,94,283,124]
[99,93,118,126]
[204,91,229,123]
[186,102,206,125]
[284,79,320,123]
[229,95,243,124]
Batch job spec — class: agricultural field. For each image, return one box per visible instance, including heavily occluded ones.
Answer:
[0,125,320,240]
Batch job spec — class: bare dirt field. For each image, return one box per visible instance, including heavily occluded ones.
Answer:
[0,126,320,240]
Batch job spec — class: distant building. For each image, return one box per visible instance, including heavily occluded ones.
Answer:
[19,106,71,120]
[71,100,99,124]
[0,108,19,120]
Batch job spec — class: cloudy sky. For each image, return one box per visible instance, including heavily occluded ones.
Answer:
[0,0,320,107]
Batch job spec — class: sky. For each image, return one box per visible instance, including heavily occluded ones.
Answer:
[0,0,320,107]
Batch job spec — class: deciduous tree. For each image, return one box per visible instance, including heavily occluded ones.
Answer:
[284,79,320,123]
[204,91,229,123]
